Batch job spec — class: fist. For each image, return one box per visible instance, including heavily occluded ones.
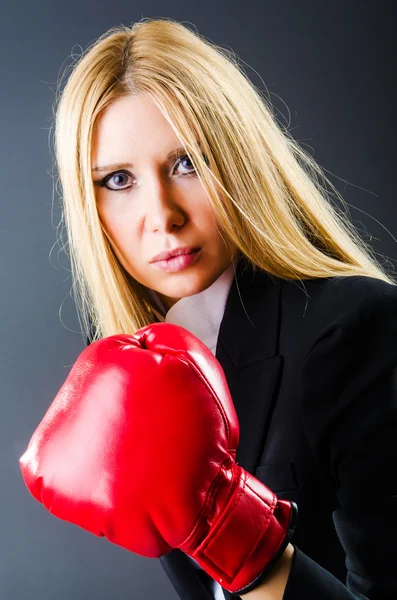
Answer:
[19,323,296,594]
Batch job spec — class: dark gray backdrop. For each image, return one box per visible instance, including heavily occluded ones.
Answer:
[1,1,396,598]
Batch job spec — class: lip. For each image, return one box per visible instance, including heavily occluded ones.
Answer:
[150,246,201,263]
[152,248,202,273]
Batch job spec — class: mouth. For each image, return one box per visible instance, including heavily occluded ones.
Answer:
[151,246,201,263]
[152,248,202,272]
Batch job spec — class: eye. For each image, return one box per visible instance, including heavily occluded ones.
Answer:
[100,171,133,191]
[95,153,205,192]
[174,154,197,176]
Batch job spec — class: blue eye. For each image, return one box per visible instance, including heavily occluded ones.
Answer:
[175,155,197,175]
[104,171,131,190]
[97,153,203,192]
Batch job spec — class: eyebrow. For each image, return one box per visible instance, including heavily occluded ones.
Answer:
[91,146,194,173]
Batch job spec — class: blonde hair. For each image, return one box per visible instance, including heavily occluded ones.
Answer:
[52,17,396,342]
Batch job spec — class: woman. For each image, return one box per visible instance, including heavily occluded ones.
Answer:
[21,17,397,599]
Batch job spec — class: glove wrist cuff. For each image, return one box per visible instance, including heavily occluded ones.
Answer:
[184,466,298,594]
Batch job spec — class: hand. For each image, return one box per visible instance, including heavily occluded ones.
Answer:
[19,322,297,595]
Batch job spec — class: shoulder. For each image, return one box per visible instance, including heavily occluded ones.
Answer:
[309,273,397,310]
[291,275,397,352]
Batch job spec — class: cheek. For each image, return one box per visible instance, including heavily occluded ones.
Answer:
[192,195,217,223]
[200,204,223,235]
[101,228,139,277]
[98,201,132,236]
[98,209,137,259]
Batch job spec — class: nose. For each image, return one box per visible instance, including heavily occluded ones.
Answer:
[145,175,187,233]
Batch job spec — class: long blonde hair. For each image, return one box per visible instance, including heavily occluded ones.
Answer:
[52,17,396,342]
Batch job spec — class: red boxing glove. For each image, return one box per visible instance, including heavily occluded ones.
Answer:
[19,323,297,595]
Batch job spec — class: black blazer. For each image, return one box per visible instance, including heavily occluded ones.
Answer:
[87,256,397,599]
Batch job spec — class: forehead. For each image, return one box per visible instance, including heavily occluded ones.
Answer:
[91,94,180,165]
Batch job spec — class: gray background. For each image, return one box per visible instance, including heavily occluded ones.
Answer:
[1,1,396,598]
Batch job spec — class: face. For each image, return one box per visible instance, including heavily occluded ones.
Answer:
[91,93,238,311]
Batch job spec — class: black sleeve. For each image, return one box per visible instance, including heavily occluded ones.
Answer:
[283,278,397,599]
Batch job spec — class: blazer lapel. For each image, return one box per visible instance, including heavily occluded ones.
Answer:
[215,255,284,474]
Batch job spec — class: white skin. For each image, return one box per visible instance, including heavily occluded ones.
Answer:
[91,93,238,311]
